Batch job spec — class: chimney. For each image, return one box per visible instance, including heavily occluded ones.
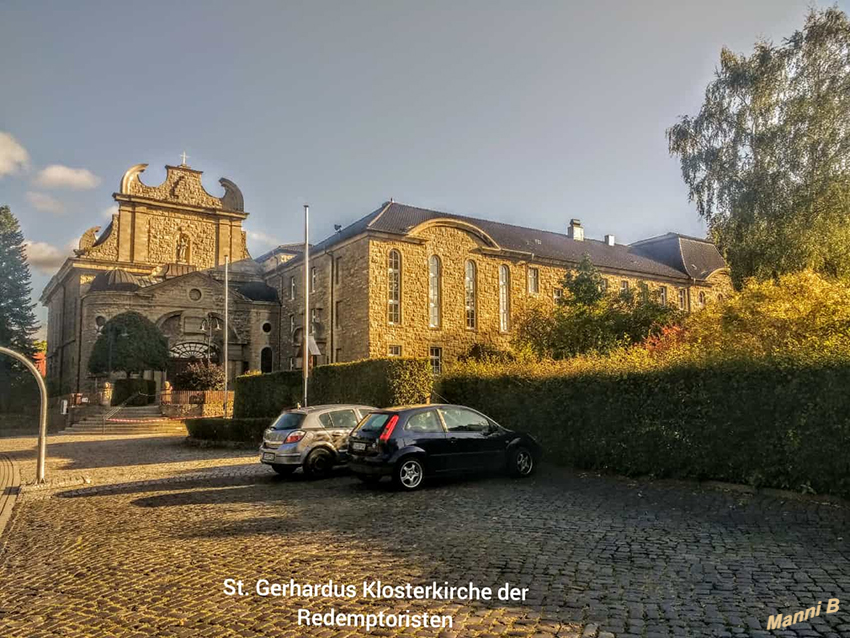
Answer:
[605,234,615,246]
[567,219,584,241]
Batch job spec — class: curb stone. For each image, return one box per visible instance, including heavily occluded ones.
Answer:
[0,453,21,539]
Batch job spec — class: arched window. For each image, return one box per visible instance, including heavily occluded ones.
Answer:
[388,250,401,324]
[465,260,477,330]
[698,291,706,308]
[260,347,273,373]
[428,255,441,328]
[499,265,511,332]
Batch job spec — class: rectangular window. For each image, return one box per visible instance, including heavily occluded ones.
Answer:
[678,288,687,310]
[288,357,295,370]
[310,267,317,293]
[620,280,629,293]
[639,282,649,302]
[599,278,609,293]
[553,288,563,301]
[429,347,443,375]
[335,256,342,285]
[659,286,667,305]
[527,267,539,294]
[289,276,295,300]
[335,301,342,328]
[289,315,295,337]
[310,308,318,327]
[464,260,477,330]
[388,345,402,357]
[335,348,342,363]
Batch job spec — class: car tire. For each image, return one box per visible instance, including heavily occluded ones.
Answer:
[303,448,334,479]
[270,464,296,476]
[508,446,535,478]
[393,457,425,491]
[355,473,381,484]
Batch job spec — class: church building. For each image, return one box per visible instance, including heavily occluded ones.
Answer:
[41,161,732,394]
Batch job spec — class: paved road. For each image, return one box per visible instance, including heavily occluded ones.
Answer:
[0,434,848,637]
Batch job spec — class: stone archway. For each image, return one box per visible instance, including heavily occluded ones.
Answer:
[167,341,220,382]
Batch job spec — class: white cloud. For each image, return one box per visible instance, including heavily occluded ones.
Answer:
[26,191,66,215]
[0,132,30,177]
[102,204,119,219]
[23,241,69,274]
[246,230,281,247]
[34,164,100,190]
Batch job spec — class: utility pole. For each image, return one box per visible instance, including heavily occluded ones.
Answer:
[223,255,230,418]
[303,204,309,407]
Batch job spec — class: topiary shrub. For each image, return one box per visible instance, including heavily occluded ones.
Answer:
[232,357,432,418]
[111,378,156,406]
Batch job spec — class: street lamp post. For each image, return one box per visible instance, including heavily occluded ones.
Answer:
[223,255,230,418]
[0,346,48,484]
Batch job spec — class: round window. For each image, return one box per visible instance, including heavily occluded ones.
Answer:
[262,322,272,334]
[189,288,202,301]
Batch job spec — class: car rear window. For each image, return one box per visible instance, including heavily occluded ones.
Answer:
[269,412,306,431]
[357,413,392,434]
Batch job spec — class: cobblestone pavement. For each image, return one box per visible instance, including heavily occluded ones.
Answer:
[0,435,849,637]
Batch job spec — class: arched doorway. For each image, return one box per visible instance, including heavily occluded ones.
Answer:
[260,347,273,373]
[168,341,220,382]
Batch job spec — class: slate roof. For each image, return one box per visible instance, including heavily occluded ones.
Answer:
[235,281,279,302]
[631,233,727,280]
[88,268,144,292]
[269,201,727,282]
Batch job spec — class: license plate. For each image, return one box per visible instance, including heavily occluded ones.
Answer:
[351,442,366,451]
[262,452,276,462]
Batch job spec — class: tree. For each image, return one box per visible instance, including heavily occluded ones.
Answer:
[88,312,169,376]
[0,205,40,413]
[561,255,605,305]
[174,362,225,391]
[667,7,850,285]
[0,205,38,356]
[514,259,682,359]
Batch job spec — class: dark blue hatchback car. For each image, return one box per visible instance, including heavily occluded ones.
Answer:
[347,404,541,491]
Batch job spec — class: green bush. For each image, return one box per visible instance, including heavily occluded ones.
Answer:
[439,358,850,498]
[233,357,432,418]
[186,417,273,444]
[112,378,156,406]
[174,363,225,391]
[233,370,302,418]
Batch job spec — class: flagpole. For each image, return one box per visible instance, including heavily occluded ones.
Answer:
[303,204,309,407]
[223,254,230,418]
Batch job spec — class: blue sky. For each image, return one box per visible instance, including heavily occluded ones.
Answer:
[0,0,842,337]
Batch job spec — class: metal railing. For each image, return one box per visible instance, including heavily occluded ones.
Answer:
[100,391,142,434]
[161,390,234,405]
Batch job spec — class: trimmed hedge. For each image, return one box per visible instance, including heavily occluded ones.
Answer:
[112,378,156,406]
[439,359,850,498]
[186,417,273,444]
[233,357,432,418]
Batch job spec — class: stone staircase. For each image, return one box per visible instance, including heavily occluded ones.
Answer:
[63,405,188,436]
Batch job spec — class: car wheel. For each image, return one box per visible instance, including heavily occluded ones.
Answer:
[270,464,296,476]
[509,446,535,478]
[355,473,381,484]
[393,457,424,491]
[303,448,334,479]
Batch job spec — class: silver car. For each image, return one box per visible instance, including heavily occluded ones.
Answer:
[259,404,377,478]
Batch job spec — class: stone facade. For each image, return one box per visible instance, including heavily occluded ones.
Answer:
[41,162,732,394]
[41,162,272,395]
[266,203,733,372]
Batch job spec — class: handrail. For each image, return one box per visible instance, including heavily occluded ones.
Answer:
[101,391,142,434]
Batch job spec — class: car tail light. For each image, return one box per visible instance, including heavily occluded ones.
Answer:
[378,415,399,443]
[284,430,306,444]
